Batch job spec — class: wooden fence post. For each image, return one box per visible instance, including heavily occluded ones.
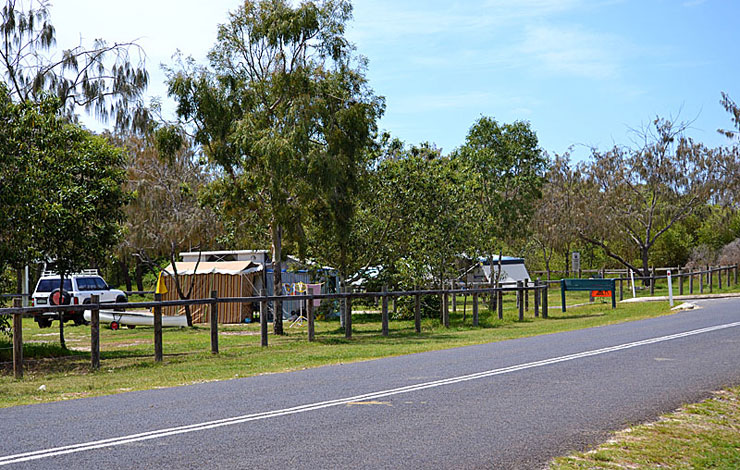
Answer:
[650,268,655,295]
[517,281,524,321]
[382,286,389,336]
[154,293,163,362]
[689,269,694,294]
[210,290,218,354]
[678,269,684,296]
[619,278,624,301]
[534,280,540,318]
[472,292,479,326]
[497,289,503,320]
[700,269,704,293]
[345,287,352,340]
[709,266,713,293]
[414,289,421,334]
[90,294,100,370]
[260,287,268,347]
[541,282,549,319]
[719,267,723,290]
[735,264,738,286]
[442,287,450,328]
[307,295,315,342]
[525,281,529,311]
[12,298,23,379]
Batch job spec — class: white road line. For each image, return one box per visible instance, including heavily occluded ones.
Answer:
[2,320,740,466]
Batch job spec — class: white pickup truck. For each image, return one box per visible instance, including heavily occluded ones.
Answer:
[31,270,127,327]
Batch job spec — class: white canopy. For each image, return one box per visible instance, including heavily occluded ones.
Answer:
[163,261,263,276]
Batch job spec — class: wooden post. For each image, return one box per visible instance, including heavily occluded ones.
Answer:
[517,281,524,321]
[414,290,421,334]
[307,295,315,342]
[524,281,529,311]
[709,266,713,293]
[210,290,218,354]
[678,269,684,296]
[90,294,100,370]
[154,293,163,362]
[12,298,23,379]
[442,287,450,328]
[497,289,503,320]
[700,269,704,293]
[619,278,624,301]
[381,286,389,336]
[472,292,479,327]
[735,264,738,286]
[689,269,694,294]
[541,282,548,319]
[534,280,540,318]
[260,287,268,347]
[345,287,352,339]
[719,267,723,290]
[650,268,655,295]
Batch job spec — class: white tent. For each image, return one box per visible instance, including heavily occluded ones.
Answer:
[465,256,531,286]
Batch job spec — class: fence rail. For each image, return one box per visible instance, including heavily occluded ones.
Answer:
[2,283,549,379]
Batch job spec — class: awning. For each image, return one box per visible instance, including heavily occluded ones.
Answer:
[163,261,263,276]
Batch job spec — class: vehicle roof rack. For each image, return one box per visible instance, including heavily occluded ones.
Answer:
[41,269,99,277]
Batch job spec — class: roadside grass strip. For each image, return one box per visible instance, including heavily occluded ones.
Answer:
[550,386,740,469]
[2,321,740,466]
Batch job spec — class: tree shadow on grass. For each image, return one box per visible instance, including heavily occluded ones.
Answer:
[546,313,607,320]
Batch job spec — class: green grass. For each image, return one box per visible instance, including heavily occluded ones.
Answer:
[0,288,679,408]
[549,385,740,469]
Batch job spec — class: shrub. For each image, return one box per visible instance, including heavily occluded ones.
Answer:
[392,294,441,320]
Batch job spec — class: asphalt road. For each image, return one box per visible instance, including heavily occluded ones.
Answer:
[2,298,740,469]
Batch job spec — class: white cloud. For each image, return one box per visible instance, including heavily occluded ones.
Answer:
[517,25,623,79]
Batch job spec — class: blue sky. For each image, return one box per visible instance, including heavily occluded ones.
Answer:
[52,0,739,160]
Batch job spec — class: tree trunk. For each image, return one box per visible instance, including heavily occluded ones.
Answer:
[135,260,144,292]
[271,222,284,335]
[58,274,66,350]
[169,249,194,327]
[338,272,346,329]
[488,253,496,311]
[120,258,132,292]
[641,246,650,287]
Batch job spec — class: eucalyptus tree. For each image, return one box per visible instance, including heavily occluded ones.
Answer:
[167,0,383,334]
[576,117,718,279]
[457,117,547,295]
[0,0,149,130]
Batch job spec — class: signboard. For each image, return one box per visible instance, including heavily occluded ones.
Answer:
[591,290,612,298]
[572,252,581,272]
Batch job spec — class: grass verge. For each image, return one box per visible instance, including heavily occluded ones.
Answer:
[549,385,740,469]
[0,290,678,408]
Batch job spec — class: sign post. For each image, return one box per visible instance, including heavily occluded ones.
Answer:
[572,252,581,276]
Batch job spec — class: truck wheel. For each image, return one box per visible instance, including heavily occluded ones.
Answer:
[35,317,52,328]
[74,299,91,326]
[114,295,128,312]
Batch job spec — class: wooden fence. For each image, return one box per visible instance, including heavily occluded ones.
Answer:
[542,265,738,300]
[2,283,549,379]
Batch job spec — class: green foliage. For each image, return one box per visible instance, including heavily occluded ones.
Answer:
[457,116,547,260]
[393,295,441,321]
[32,122,129,278]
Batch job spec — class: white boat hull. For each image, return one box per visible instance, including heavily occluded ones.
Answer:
[83,310,188,327]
